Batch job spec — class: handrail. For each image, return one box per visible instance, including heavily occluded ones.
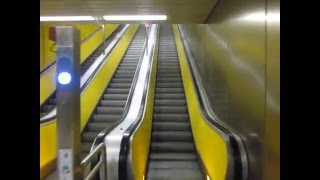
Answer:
[118,29,157,180]
[81,143,106,180]
[40,26,103,76]
[84,26,147,179]
[177,25,248,180]
[40,24,130,125]
[90,26,147,152]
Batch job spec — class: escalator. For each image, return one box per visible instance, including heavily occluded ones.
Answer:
[146,24,203,179]
[45,26,146,180]
[40,25,125,118]
[80,25,146,159]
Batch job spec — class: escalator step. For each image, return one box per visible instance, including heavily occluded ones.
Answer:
[156,88,184,93]
[154,106,187,113]
[155,93,185,99]
[154,99,186,106]
[93,114,122,122]
[153,122,191,131]
[109,83,132,88]
[153,114,189,122]
[100,100,126,107]
[156,77,182,82]
[103,94,128,100]
[111,78,133,83]
[97,107,124,114]
[147,169,203,180]
[157,74,181,78]
[106,88,130,94]
[152,131,192,142]
[149,153,196,161]
[151,142,194,152]
[149,161,199,169]
[82,131,99,141]
[156,83,183,88]
[81,142,92,153]
[88,122,114,131]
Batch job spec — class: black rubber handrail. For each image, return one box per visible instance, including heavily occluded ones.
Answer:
[177,25,247,180]
[40,25,127,125]
[40,26,103,76]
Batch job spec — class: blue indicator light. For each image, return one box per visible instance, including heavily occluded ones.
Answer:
[58,72,71,85]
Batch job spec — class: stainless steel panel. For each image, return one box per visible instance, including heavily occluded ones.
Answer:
[56,26,81,179]
[179,0,279,179]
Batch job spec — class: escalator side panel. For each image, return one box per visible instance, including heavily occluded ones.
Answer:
[129,27,159,180]
[40,25,139,179]
[173,25,228,180]
[80,24,139,131]
[40,65,56,105]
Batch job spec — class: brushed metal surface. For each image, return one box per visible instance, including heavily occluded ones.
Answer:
[179,0,279,179]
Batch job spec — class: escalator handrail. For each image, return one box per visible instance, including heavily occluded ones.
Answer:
[177,25,248,180]
[117,28,158,180]
[40,24,130,125]
[40,26,103,76]
[90,30,148,151]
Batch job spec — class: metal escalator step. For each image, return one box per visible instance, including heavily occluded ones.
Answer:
[97,107,124,114]
[156,78,182,83]
[156,83,183,88]
[48,99,56,104]
[152,131,192,142]
[81,142,92,153]
[157,74,181,78]
[153,122,191,131]
[109,83,132,88]
[103,94,128,100]
[100,100,126,107]
[111,78,132,83]
[114,73,134,78]
[148,161,199,169]
[116,70,136,74]
[82,131,99,141]
[153,114,188,122]
[154,106,187,113]
[157,70,181,74]
[147,168,203,180]
[151,142,194,153]
[93,114,121,122]
[149,153,196,161]
[41,105,54,112]
[88,122,114,131]
[154,99,186,106]
[106,88,130,94]
[156,88,184,93]
[155,93,185,99]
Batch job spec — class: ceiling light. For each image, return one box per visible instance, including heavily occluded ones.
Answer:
[103,15,167,21]
[40,16,94,21]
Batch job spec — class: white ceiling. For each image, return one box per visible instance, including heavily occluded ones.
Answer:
[40,0,218,23]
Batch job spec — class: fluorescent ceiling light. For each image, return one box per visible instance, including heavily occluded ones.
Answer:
[242,12,280,22]
[103,15,167,21]
[40,16,94,21]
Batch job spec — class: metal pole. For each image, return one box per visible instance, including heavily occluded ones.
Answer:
[56,26,81,180]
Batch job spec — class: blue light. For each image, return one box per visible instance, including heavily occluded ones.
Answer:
[58,72,71,85]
